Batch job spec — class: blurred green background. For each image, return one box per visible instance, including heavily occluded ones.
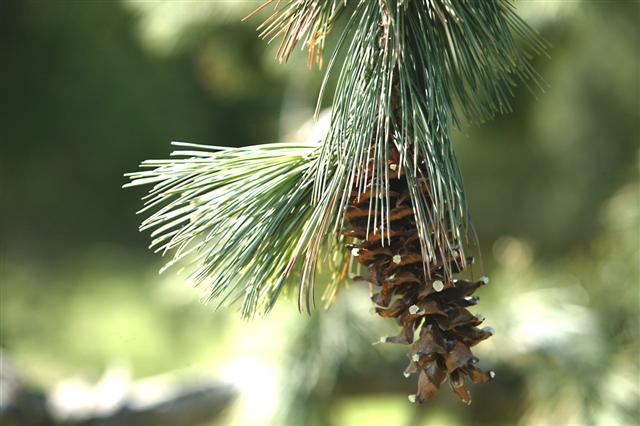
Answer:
[1,1,638,425]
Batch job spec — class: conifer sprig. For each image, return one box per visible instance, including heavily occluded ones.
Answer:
[127,0,545,318]
[125,142,335,317]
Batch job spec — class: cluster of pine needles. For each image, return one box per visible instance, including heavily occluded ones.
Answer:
[126,0,546,318]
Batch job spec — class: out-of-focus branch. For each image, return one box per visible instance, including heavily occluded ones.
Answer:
[0,351,236,426]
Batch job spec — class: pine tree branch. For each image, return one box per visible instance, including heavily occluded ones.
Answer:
[127,0,546,318]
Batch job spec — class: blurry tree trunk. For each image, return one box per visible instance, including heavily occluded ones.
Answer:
[0,351,236,426]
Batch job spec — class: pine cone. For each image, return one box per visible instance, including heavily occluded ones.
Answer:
[345,152,494,405]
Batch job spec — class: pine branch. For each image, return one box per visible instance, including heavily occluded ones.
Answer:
[127,0,545,320]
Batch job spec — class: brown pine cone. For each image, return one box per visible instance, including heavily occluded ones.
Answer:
[344,154,494,405]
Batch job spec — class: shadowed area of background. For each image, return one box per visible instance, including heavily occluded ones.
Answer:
[1,1,638,425]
